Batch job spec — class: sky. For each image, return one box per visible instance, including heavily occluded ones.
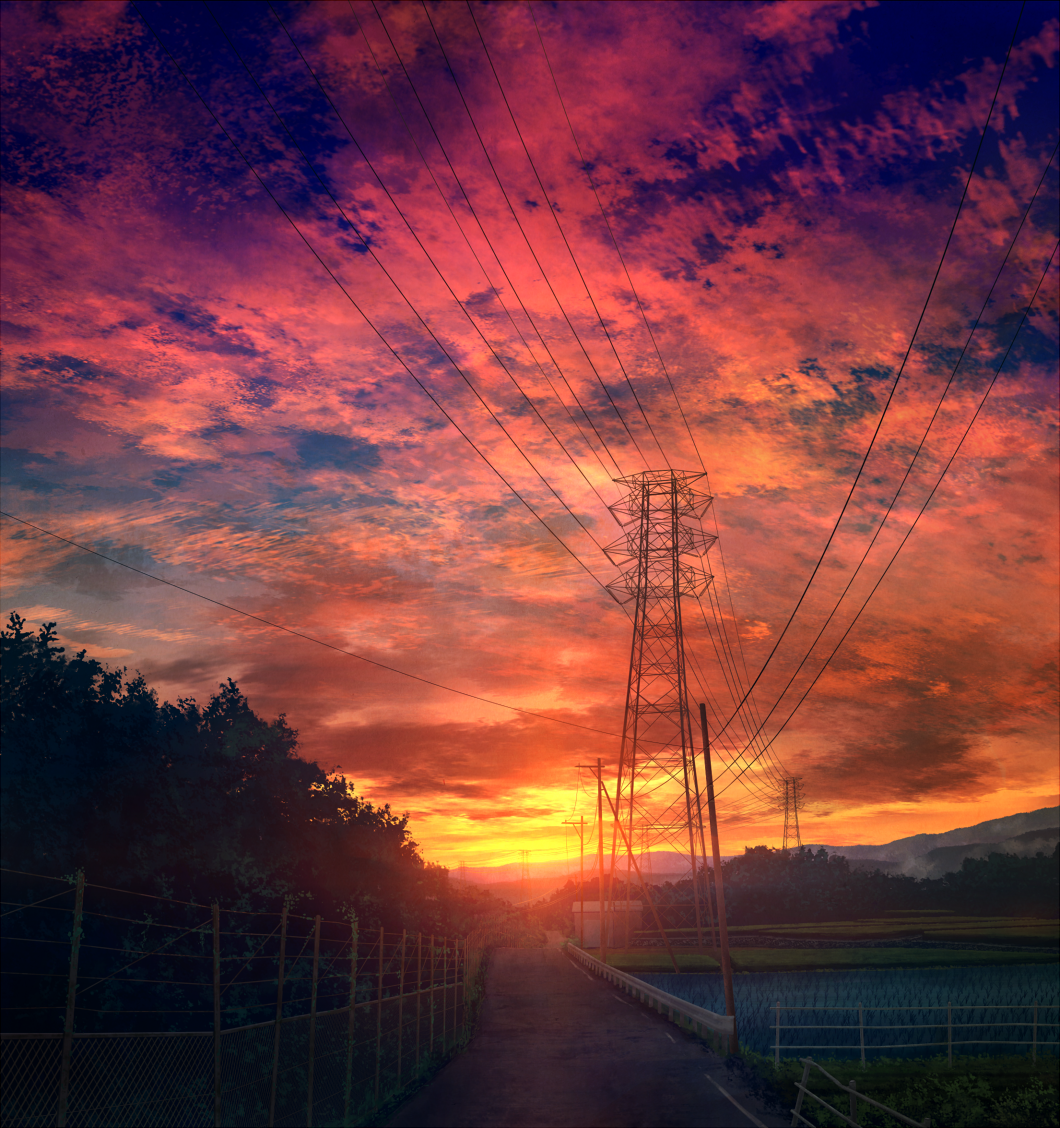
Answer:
[2,0,1057,870]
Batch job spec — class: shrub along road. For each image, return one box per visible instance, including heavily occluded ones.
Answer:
[385,935,783,1128]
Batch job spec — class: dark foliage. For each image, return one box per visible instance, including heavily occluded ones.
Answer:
[528,844,1059,933]
[718,845,921,924]
[0,613,481,932]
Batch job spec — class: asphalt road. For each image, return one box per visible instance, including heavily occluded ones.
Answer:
[385,939,785,1128]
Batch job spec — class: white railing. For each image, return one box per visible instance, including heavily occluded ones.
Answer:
[791,1057,931,1128]
[773,1000,1059,1065]
[566,943,735,1045]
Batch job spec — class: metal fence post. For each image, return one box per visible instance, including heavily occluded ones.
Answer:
[397,930,407,1088]
[306,915,321,1128]
[442,939,449,1051]
[775,1000,780,1066]
[947,1002,952,1068]
[56,869,84,1128]
[213,904,221,1128]
[343,913,357,1128]
[1032,1000,1037,1063]
[269,901,288,1128]
[791,1058,812,1126]
[415,932,422,1071]
[859,1003,865,1068]
[374,927,384,1106]
[429,934,435,1055]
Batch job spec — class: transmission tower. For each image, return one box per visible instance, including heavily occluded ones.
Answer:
[604,469,717,947]
[779,777,804,851]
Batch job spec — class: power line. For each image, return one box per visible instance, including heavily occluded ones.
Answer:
[719,141,1059,771]
[360,0,627,485]
[0,509,619,740]
[334,1,623,496]
[229,3,617,557]
[131,2,617,602]
[715,238,1058,798]
[705,1,1028,746]
[415,0,650,470]
[466,0,671,470]
[527,0,707,475]
[523,2,789,777]
[464,1,782,788]
[205,1,608,562]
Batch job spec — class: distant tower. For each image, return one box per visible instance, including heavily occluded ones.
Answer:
[780,777,804,851]
[457,860,468,886]
[519,850,531,905]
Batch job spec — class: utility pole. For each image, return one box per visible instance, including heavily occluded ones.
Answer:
[604,470,716,956]
[597,758,606,963]
[562,815,586,947]
[700,703,737,1053]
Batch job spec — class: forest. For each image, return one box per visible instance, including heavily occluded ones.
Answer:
[1,613,493,934]
[534,828,1059,931]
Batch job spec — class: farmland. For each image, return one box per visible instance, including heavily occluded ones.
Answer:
[606,946,1058,974]
[636,910,1060,945]
[637,964,1060,1059]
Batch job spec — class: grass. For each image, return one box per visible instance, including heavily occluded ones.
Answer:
[607,949,721,972]
[637,915,1060,944]
[735,1051,1060,1128]
[925,925,1059,944]
[731,948,1060,972]
[604,947,1059,973]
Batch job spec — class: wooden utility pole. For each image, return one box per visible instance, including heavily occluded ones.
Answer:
[699,703,737,1053]
[563,815,587,947]
[597,758,606,962]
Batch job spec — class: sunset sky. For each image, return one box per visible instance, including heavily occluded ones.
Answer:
[2,0,1057,870]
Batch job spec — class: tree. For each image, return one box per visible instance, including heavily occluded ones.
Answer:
[0,613,455,931]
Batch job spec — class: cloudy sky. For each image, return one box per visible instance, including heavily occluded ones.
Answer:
[2,0,1057,868]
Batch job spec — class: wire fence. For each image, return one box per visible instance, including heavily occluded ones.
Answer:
[772,1000,1060,1065]
[0,868,522,1126]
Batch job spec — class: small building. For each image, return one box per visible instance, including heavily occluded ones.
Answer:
[571,901,643,948]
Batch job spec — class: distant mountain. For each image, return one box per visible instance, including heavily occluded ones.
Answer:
[804,805,1059,876]
[448,806,1060,898]
[449,848,712,903]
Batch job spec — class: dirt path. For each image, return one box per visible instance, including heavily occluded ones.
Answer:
[385,939,784,1127]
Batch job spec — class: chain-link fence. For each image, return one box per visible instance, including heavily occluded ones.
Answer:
[1,868,519,1126]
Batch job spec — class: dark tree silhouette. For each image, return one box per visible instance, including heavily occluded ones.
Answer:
[1,612,460,931]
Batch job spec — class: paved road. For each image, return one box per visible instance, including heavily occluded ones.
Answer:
[386,940,784,1127]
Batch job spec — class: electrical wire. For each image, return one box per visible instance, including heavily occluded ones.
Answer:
[704,1,1029,747]
[717,142,1059,774]
[1,510,622,740]
[716,238,1058,797]
[205,2,611,561]
[415,1,651,470]
[361,2,628,486]
[290,3,621,503]
[526,0,784,774]
[131,2,616,604]
[465,1,671,470]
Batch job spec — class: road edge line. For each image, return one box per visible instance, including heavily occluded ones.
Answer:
[706,1074,767,1128]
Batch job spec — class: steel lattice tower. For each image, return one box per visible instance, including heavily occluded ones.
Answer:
[780,777,804,851]
[604,469,717,944]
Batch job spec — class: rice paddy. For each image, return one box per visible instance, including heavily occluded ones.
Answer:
[637,964,1060,1059]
